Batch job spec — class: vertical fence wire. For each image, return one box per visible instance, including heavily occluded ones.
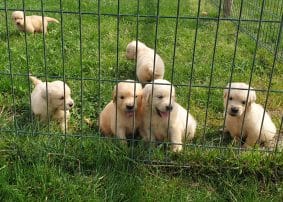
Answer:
[259,13,283,151]
[165,0,181,158]
[78,0,83,137]
[4,0,17,135]
[97,0,102,138]
[203,0,222,144]
[39,0,50,135]
[187,0,202,148]
[114,1,120,144]
[131,0,141,160]
[238,0,266,150]
[220,0,244,146]
[148,0,161,163]
[21,0,33,134]
[58,0,68,154]
[275,116,283,153]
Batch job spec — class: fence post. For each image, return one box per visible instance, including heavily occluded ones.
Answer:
[223,0,233,17]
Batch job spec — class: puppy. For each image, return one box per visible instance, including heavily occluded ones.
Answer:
[99,80,143,142]
[140,79,197,152]
[126,41,165,84]
[224,82,277,148]
[30,75,74,131]
[12,11,59,34]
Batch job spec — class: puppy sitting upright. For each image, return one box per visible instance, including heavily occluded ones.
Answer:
[140,79,197,152]
[30,75,74,131]
[12,11,59,34]
[99,80,143,143]
[224,82,277,148]
[126,40,165,84]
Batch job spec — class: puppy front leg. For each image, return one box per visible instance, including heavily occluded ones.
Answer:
[115,127,127,144]
[243,134,258,148]
[140,127,155,142]
[170,127,183,152]
[54,110,70,132]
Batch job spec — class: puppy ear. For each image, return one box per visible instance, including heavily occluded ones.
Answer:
[248,87,256,103]
[224,84,229,99]
[142,85,152,105]
[112,85,117,103]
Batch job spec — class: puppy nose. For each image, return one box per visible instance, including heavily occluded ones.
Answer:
[126,105,134,110]
[69,103,74,108]
[166,105,173,111]
[231,107,238,113]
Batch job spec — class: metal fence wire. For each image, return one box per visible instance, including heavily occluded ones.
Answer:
[211,0,283,61]
[0,0,282,165]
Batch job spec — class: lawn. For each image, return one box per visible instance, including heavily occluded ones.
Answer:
[0,0,283,201]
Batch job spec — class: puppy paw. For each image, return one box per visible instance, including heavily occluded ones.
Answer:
[172,144,183,152]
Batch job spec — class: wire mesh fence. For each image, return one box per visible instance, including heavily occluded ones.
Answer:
[211,0,283,61]
[0,0,282,166]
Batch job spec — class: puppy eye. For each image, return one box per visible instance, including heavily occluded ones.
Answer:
[135,95,138,98]
[120,96,124,99]
[229,97,233,100]
[59,96,64,100]
[242,101,246,105]
[157,95,163,99]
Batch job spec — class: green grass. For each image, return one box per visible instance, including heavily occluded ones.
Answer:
[1,134,283,201]
[0,0,283,200]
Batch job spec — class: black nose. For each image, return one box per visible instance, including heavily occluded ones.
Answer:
[126,105,134,110]
[17,22,20,25]
[166,105,173,111]
[231,107,238,113]
[69,103,73,107]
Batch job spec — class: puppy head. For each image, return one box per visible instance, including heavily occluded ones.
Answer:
[12,11,25,26]
[112,80,142,117]
[143,79,176,119]
[126,40,147,59]
[41,81,74,111]
[224,82,256,117]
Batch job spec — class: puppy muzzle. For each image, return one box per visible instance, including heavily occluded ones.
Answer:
[228,107,240,117]
[156,105,172,119]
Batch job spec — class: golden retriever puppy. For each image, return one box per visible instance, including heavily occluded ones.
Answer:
[12,11,59,34]
[224,82,277,148]
[126,40,165,84]
[30,76,74,131]
[99,80,143,142]
[140,79,197,152]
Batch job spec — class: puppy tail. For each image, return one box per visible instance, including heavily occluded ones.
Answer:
[45,17,59,23]
[29,75,42,86]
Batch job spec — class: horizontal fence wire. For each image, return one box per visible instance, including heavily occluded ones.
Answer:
[0,0,282,166]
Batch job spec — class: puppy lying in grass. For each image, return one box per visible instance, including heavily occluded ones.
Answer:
[30,75,74,132]
[224,82,277,148]
[12,11,59,34]
[99,80,143,143]
[140,79,197,152]
[126,40,165,84]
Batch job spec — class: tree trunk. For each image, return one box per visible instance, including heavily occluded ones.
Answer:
[223,0,233,17]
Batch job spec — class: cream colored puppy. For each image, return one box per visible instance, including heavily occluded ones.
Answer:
[140,79,197,152]
[126,41,165,84]
[30,76,74,131]
[99,80,143,142]
[12,11,59,34]
[224,82,277,148]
